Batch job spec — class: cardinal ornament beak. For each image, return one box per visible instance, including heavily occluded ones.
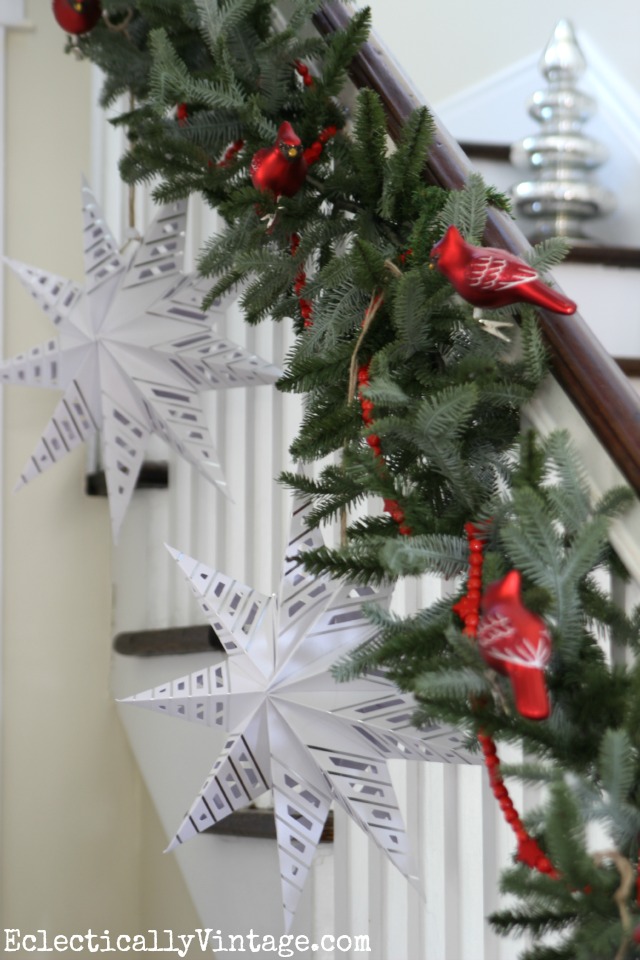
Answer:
[286,145,301,159]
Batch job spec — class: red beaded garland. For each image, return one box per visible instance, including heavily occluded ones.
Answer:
[294,59,314,87]
[456,525,558,879]
[291,133,408,536]
[286,125,338,328]
[174,104,244,171]
[290,233,313,328]
[357,364,411,535]
[218,139,245,168]
[176,103,189,127]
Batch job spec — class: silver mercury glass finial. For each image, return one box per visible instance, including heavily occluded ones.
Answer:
[510,19,616,243]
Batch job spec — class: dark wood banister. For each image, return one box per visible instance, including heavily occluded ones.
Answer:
[313,3,640,497]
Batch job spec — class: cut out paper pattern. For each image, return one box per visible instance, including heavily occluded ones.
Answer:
[122,496,480,930]
[2,181,280,540]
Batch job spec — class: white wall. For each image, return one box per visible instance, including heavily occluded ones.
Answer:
[364,0,640,107]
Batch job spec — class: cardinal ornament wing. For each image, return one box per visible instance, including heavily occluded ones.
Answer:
[468,253,539,292]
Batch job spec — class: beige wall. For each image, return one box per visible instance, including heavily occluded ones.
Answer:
[1,1,199,946]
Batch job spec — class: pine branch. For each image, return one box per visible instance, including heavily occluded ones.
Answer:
[380,533,468,578]
[194,0,257,56]
[351,89,388,206]
[380,107,435,224]
[315,6,371,99]
[438,172,488,243]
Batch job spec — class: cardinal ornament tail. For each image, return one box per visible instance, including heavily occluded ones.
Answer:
[501,662,550,720]
[525,282,577,315]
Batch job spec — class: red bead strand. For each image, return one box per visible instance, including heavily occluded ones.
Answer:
[290,233,313,328]
[357,361,411,536]
[454,523,558,878]
[218,139,245,168]
[176,102,189,127]
[294,59,314,87]
[174,103,244,169]
[286,124,338,327]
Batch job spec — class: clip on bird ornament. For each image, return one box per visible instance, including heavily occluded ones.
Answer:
[477,570,552,720]
[250,122,308,197]
[429,225,577,341]
[52,0,102,34]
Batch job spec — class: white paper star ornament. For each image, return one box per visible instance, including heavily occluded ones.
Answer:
[122,497,480,931]
[2,181,280,540]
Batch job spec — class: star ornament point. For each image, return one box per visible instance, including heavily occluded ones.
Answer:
[2,182,280,540]
[122,497,480,930]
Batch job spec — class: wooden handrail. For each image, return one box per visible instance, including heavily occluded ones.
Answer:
[313,3,640,497]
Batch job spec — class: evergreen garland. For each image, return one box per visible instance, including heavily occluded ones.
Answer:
[71,2,640,956]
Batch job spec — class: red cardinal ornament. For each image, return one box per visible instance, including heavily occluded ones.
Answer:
[429,225,577,315]
[250,122,308,199]
[477,570,552,720]
[52,0,102,34]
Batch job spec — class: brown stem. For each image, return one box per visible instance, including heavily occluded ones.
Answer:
[592,850,634,960]
[103,8,133,36]
[339,291,386,546]
[347,290,385,405]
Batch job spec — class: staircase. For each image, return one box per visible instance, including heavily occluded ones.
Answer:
[109,6,640,959]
